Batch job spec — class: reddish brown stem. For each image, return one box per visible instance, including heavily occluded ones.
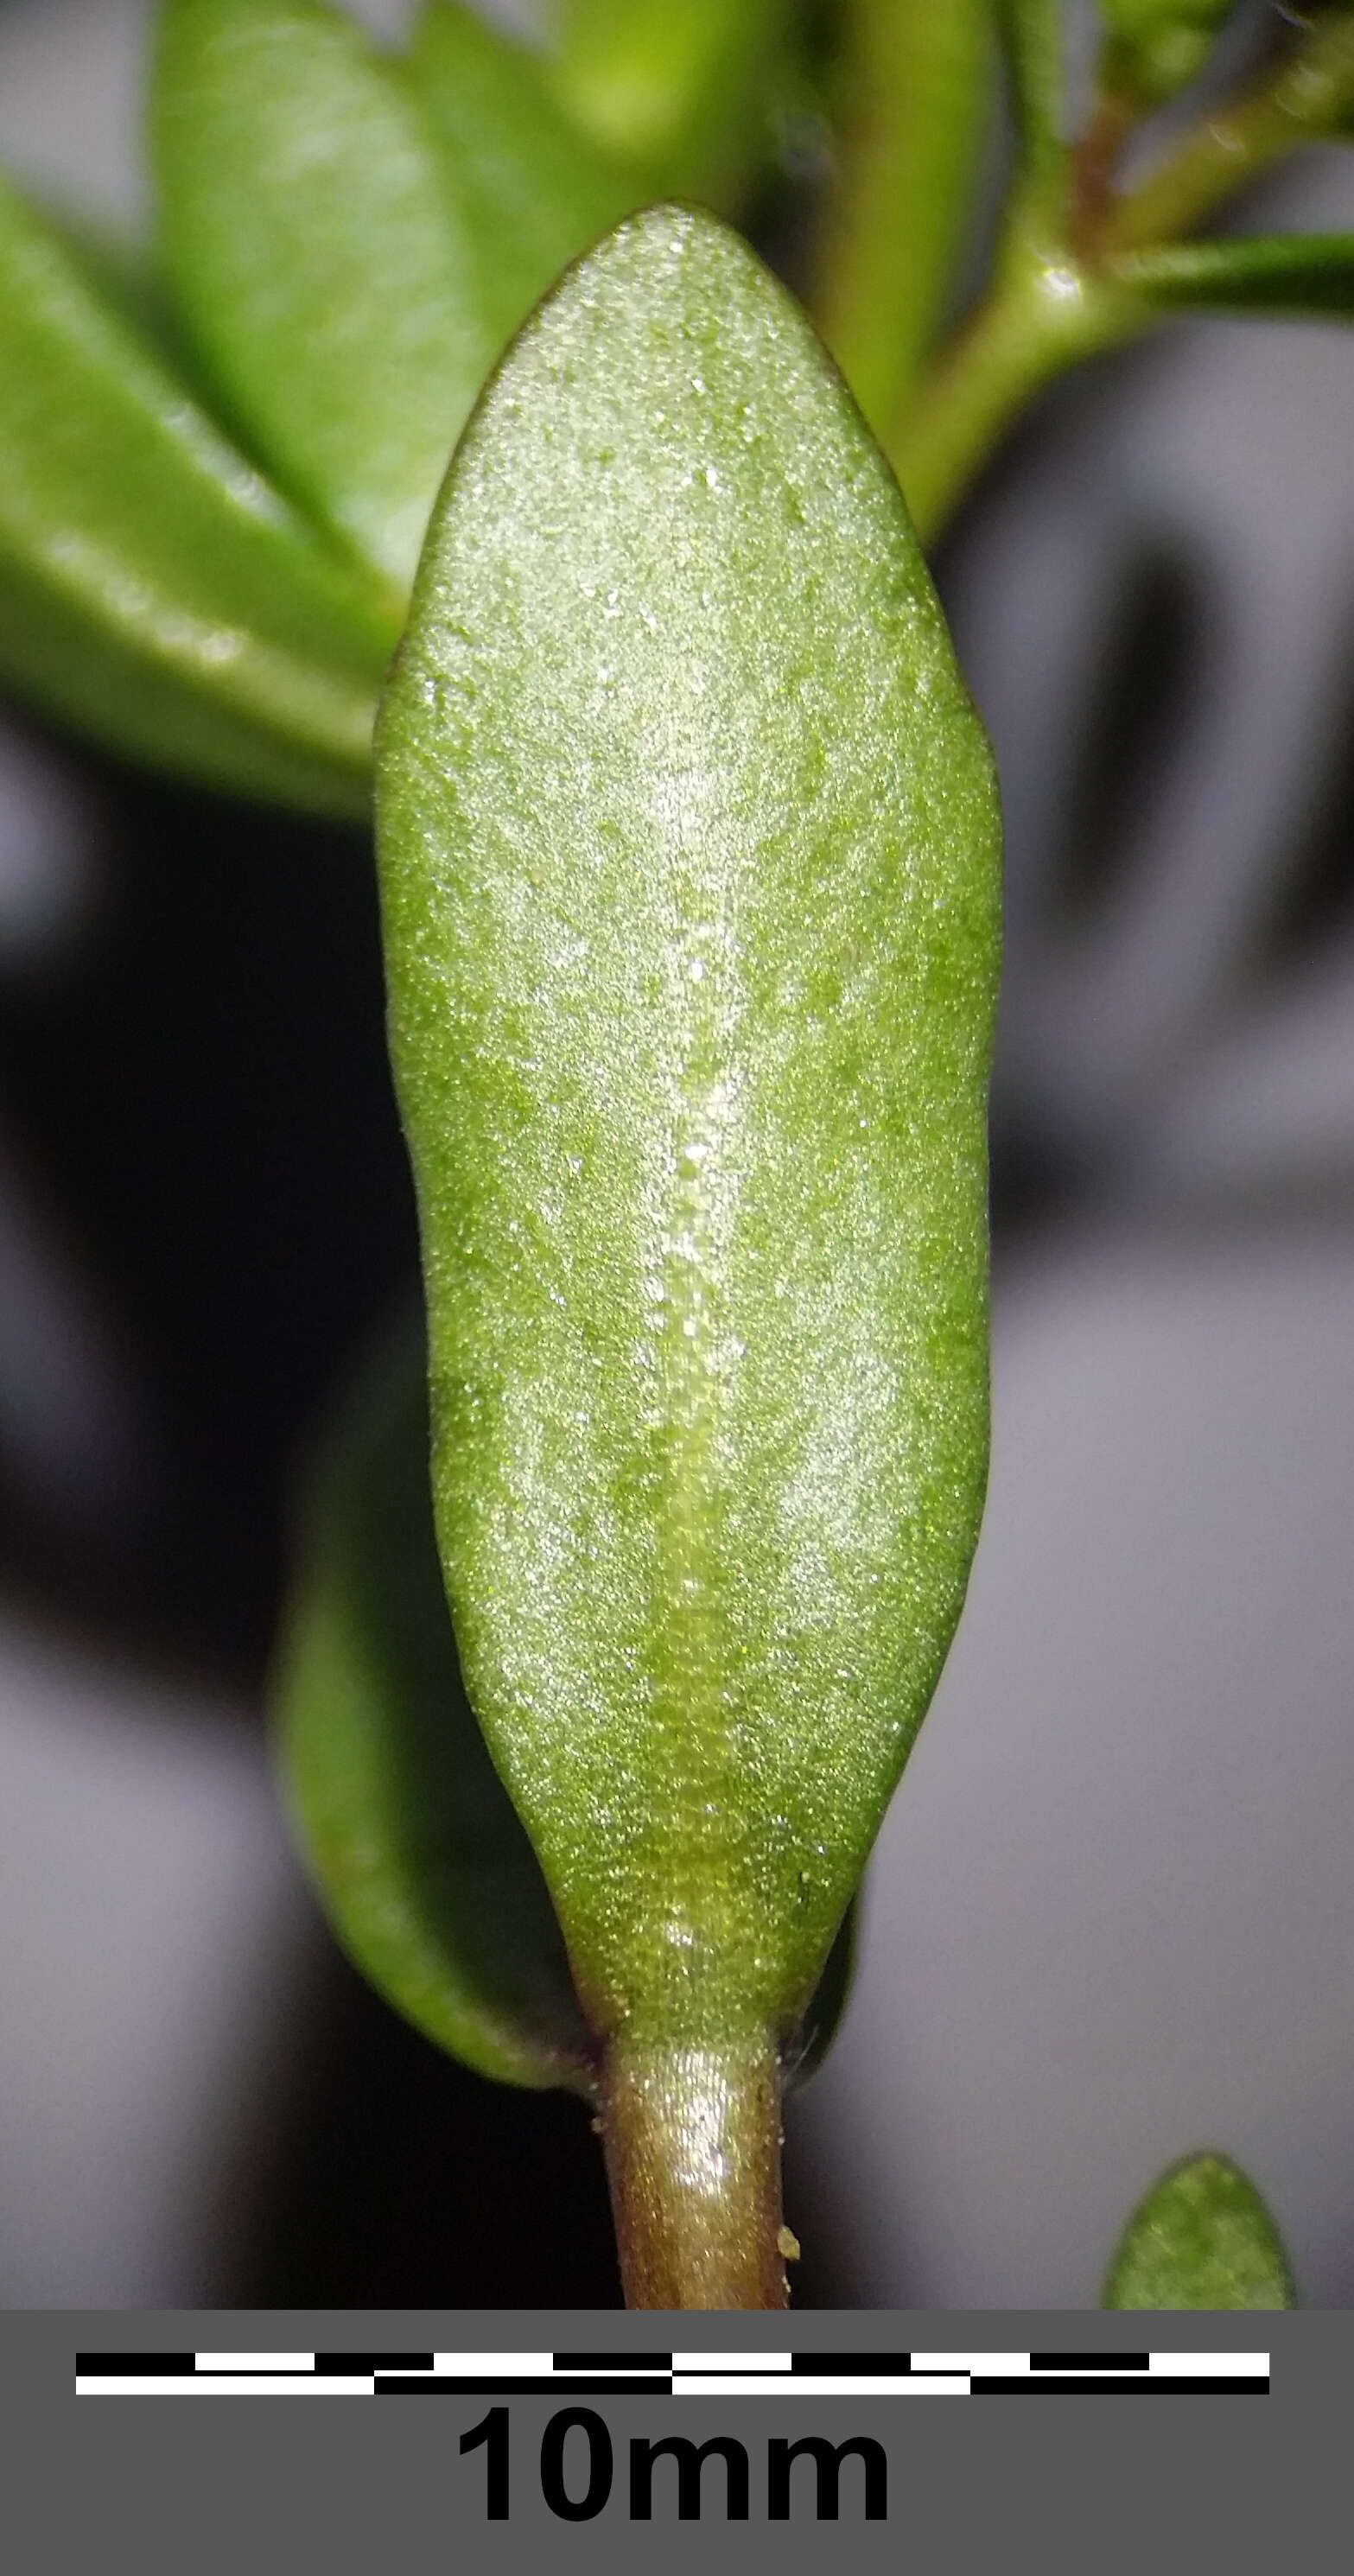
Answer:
[600,2037,789,2311]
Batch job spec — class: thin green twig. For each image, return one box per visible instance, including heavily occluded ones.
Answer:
[997,0,1072,243]
[1108,231,1354,315]
[888,257,1134,546]
[1105,11,1354,251]
[889,7,1354,547]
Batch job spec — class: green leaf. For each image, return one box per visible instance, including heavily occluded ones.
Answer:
[408,1,639,349]
[547,0,793,202]
[1100,0,1236,105]
[274,1312,594,2092]
[1103,2153,1298,2310]
[1109,232,1354,317]
[153,0,502,595]
[37,208,181,358]
[0,169,391,816]
[377,207,1001,2064]
[274,1307,855,2091]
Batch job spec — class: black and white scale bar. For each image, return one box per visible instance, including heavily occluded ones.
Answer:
[76,2349,1268,2399]
[969,2375,1268,2396]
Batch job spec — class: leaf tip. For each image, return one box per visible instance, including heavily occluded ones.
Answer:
[1103,2148,1298,2311]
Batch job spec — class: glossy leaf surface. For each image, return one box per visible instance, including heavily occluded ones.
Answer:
[275,1315,593,2092]
[1104,2153,1297,2310]
[378,208,1001,2057]
[0,170,390,814]
[410,3,637,346]
[154,0,499,594]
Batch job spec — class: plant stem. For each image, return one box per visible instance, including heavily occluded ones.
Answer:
[999,0,1073,239]
[888,10,1354,546]
[884,0,1109,546]
[1106,231,1354,316]
[1072,80,1137,251]
[890,241,1135,546]
[1105,15,1354,252]
[812,0,996,437]
[601,2035,788,2310]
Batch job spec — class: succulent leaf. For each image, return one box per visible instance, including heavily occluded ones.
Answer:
[377,207,1001,2062]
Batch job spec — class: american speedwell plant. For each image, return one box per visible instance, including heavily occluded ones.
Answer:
[4,0,1347,2306]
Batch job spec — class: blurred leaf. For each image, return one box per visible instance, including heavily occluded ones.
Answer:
[1110,232,1354,316]
[815,0,997,436]
[1100,0,1237,105]
[547,0,794,203]
[275,1313,595,2093]
[1103,2153,1297,2309]
[40,209,179,354]
[409,1,638,344]
[154,0,503,595]
[0,169,391,816]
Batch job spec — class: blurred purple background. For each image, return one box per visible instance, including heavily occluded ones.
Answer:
[0,0,1351,2309]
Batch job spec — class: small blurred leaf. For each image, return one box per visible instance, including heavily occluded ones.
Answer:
[547,0,794,203]
[275,1314,594,2093]
[1103,2153,1297,2309]
[0,170,390,815]
[816,0,998,435]
[409,2,638,348]
[1110,232,1354,317]
[1100,0,1237,104]
[154,0,502,594]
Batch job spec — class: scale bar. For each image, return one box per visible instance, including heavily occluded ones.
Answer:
[974,2374,1269,2397]
[378,2376,673,2399]
[76,2346,1271,2400]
